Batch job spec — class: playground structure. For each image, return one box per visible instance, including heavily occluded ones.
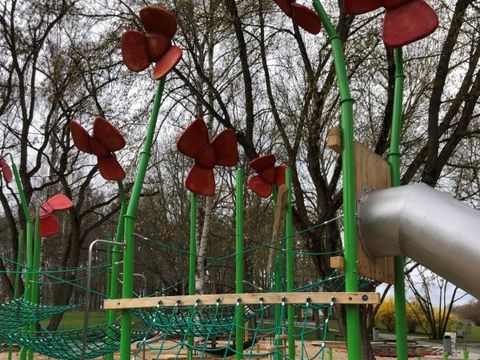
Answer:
[0,1,478,360]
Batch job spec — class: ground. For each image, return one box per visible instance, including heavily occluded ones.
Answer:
[2,339,480,360]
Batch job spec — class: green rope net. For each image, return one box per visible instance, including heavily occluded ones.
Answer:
[133,299,336,360]
[0,323,149,360]
[0,298,80,331]
[134,304,261,337]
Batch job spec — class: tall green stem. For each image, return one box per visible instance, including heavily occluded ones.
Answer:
[13,230,24,299]
[187,192,197,360]
[6,154,33,360]
[119,79,166,360]
[30,211,41,305]
[285,168,295,358]
[7,229,24,360]
[389,48,408,360]
[311,2,360,359]
[235,169,244,360]
[105,181,127,360]
[272,188,282,360]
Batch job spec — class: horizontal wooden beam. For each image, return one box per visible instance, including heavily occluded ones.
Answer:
[104,292,379,309]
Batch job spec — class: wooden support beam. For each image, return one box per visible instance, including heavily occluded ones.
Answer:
[104,292,380,309]
[330,256,344,270]
[327,127,342,153]
[266,185,288,275]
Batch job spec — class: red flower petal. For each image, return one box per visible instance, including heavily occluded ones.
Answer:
[39,202,54,218]
[197,145,216,168]
[146,33,171,61]
[185,164,215,196]
[248,176,273,198]
[177,118,210,158]
[39,214,60,238]
[273,0,294,16]
[0,159,12,183]
[249,155,276,173]
[45,194,73,212]
[93,117,126,153]
[211,129,239,167]
[121,30,151,72]
[152,45,182,80]
[291,4,321,35]
[383,0,412,9]
[260,167,276,184]
[275,164,288,187]
[97,156,126,181]
[140,6,177,40]
[70,121,92,153]
[343,0,381,14]
[383,0,438,48]
[89,137,109,158]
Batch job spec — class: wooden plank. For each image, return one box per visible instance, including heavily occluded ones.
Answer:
[326,127,342,153]
[326,129,395,284]
[104,292,380,309]
[329,256,344,270]
[266,185,288,276]
[354,143,395,284]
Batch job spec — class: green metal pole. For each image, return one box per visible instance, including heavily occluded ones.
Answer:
[235,169,245,360]
[388,48,408,360]
[7,229,25,360]
[311,2,360,359]
[119,78,166,360]
[7,155,34,360]
[272,188,282,360]
[24,211,41,360]
[19,219,32,360]
[285,168,295,359]
[30,210,41,305]
[187,192,197,360]
[13,230,24,299]
[105,182,127,360]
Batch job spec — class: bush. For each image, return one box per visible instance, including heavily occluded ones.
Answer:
[375,298,396,332]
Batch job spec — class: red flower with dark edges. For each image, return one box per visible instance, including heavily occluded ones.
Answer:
[248,154,288,198]
[273,0,321,35]
[343,0,438,49]
[120,5,183,80]
[70,117,126,181]
[0,158,12,183]
[177,118,239,197]
[38,194,74,237]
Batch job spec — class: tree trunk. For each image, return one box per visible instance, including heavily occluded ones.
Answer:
[195,196,213,294]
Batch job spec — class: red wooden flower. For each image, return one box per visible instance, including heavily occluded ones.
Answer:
[177,118,239,196]
[343,0,438,48]
[273,0,321,35]
[248,155,288,198]
[70,117,126,181]
[38,194,74,237]
[0,158,12,183]
[121,5,183,80]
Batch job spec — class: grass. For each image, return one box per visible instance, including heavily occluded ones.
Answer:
[41,311,144,330]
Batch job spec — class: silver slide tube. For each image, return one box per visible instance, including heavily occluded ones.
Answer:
[358,183,480,299]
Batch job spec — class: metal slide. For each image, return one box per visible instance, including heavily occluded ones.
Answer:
[358,183,480,299]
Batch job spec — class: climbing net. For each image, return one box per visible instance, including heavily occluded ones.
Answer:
[0,298,80,331]
[133,298,336,360]
[0,322,148,360]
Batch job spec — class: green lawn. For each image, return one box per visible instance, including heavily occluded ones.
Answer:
[465,326,480,343]
[41,311,144,329]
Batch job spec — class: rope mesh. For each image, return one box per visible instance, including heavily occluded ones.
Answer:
[1,323,148,360]
[0,299,79,331]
